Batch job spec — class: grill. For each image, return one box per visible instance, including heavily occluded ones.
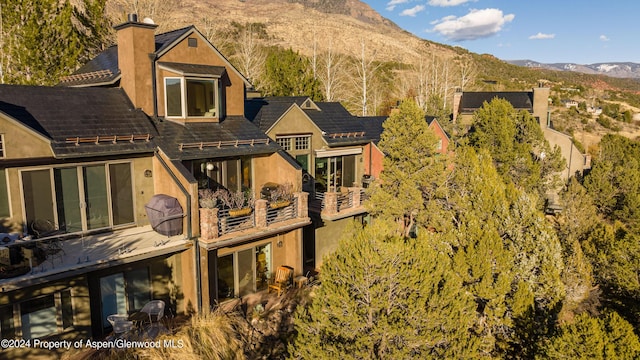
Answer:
[145,194,184,236]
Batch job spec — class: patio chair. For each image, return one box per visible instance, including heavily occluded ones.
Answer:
[139,300,165,326]
[107,314,134,339]
[268,265,293,296]
[31,219,62,238]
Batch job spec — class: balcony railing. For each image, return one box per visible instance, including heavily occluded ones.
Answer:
[267,200,298,225]
[218,208,255,235]
[199,192,308,241]
[314,186,366,217]
[0,226,188,288]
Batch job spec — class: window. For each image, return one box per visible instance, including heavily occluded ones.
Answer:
[22,162,134,235]
[276,137,291,151]
[0,305,15,339]
[99,269,151,329]
[0,169,9,218]
[187,157,252,192]
[188,37,198,47]
[315,155,356,192]
[294,136,310,150]
[437,139,443,151]
[276,136,310,151]
[0,134,4,158]
[165,77,218,118]
[217,243,272,301]
[2,290,73,339]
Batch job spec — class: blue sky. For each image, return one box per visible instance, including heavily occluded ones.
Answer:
[362,0,638,64]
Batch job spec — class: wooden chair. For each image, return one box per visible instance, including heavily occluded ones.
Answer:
[268,265,293,296]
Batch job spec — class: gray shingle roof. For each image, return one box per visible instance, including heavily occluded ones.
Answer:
[358,116,387,145]
[60,26,194,87]
[155,116,279,160]
[460,92,533,113]
[58,46,120,87]
[0,85,157,158]
[246,97,372,147]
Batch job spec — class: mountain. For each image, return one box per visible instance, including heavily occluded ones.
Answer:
[109,0,462,64]
[507,60,640,79]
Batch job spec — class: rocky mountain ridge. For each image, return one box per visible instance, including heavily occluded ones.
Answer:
[507,60,640,79]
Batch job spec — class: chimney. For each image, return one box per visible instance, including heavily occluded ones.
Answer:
[452,88,463,123]
[532,83,550,128]
[114,14,158,115]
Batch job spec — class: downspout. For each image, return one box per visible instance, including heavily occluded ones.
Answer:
[149,53,159,118]
[154,152,202,312]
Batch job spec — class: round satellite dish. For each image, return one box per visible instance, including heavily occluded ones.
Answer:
[142,17,155,24]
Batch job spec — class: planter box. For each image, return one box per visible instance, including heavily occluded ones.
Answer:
[269,200,291,210]
[229,207,253,217]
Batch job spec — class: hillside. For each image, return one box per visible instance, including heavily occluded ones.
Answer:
[108,0,460,64]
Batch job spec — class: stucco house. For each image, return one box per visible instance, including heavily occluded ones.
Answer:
[246,96,374,271]
[0,16,310,357]
[452,86,589,181]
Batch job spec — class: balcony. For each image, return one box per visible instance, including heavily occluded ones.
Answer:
[198,192,310,248]
[0,226,190,292]
[310,187,368,220]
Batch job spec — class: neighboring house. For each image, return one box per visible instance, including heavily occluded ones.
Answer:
[453,86,589,181]
[246,96,371,271]
[564,99,579,108]
[0,16,310,356]
[426,116,451,155]
[357,116,386,182]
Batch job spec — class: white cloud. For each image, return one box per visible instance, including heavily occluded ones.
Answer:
[401,5,426,17]
[529,32,555,40]
[600,35,610,41]
[428,0,477,6]
[386,0,410,11]
[429,8,515,41]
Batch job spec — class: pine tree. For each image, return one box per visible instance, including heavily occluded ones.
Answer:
[0,0,109,85]
[366,99,449,237]
[467,98,564,202]
[262,48,323,101]
[289,222,481,359]
[539,311,640,359]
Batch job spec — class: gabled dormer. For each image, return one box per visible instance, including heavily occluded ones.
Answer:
[300,98,320,111]
[62,15,252,124]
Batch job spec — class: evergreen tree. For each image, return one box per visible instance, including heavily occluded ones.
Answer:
[366,99,449,237]
[0,0,109,85]
[262,48,323,101]
[290,222,481,359]
[584,134,640,230]
[467,98,564,202]
[539,311,640,359]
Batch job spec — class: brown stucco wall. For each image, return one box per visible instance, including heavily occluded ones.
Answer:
[0,275,91,359]
[265,106,326,177]
[156,33,246,117]
[253,152,303,193]
[363,143,384,180]
[0,115,53,160]
[314,216,355,268]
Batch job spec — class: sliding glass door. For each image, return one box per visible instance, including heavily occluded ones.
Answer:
[54,168,82,233]
[22,162,134,235]
[84,165,110,230]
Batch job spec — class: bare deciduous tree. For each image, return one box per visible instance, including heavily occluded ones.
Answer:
[317,39,347,102]
[231,24,266,86]
[352,39,381,116]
